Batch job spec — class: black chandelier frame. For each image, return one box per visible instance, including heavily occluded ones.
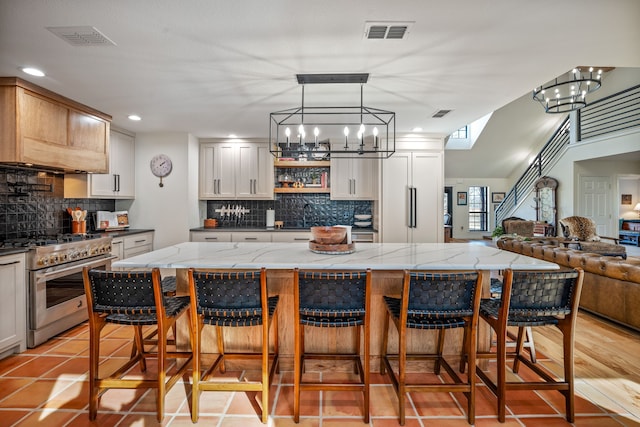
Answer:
[269,78,395,159]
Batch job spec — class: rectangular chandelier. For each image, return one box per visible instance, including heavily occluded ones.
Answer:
[269,74,396,159]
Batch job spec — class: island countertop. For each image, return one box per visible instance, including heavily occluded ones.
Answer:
[112,241,558,270]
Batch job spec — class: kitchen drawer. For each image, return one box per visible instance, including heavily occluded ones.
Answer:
[271,232,311,243]
[231,233,271,243]
[124,244,152,259]
[124,232,154,250]
[352,231,377,243]
[190,231,232,242]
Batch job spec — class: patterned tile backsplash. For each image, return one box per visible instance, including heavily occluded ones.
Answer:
[0,167,115,240]
[206,194,373,229]
[0,166,373,241]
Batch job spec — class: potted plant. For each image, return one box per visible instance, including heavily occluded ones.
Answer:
[491,225,504,241]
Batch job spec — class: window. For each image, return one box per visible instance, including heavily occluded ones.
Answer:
[450,126,468,139]
[468,186,488,231]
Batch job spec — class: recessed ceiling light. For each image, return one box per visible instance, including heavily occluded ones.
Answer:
[21,67,45,77]
[128,115,141,121]
[228,134,238,138]
[412,127,423,132]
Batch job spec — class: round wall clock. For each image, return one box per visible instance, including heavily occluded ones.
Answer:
[150,154,172,187]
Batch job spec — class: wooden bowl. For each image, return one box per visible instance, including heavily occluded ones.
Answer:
[310,226,347,244]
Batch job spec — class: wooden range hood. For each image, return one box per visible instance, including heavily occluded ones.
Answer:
[0,77,111,173]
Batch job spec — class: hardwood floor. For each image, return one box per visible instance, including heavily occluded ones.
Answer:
[533,310,640,421]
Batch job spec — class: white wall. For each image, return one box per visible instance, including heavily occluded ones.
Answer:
[116,132,200,250]
[619,176,640,220]
[444,177,510,239]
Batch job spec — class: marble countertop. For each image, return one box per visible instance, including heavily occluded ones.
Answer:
[112,241,558,271]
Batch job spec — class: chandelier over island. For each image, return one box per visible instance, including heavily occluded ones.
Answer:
[269,73,396,159]
[532,67,604,114]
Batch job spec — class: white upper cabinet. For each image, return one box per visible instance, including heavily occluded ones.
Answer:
[199,142,273,200]
[330,156,377,200]
[64,129,135,199]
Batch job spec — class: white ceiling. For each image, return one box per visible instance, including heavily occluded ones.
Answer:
[1,0,639,178]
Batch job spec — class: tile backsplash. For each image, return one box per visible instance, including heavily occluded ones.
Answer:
[0,167,114,240]
[206,194,373,229]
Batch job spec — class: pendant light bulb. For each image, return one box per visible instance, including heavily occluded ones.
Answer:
[314,127,319,146]
[373,127,379,149]
[285,127,291,147]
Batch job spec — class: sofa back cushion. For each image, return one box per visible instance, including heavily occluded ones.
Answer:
[559,216,600,241]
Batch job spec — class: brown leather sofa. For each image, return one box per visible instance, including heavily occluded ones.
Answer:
[497,237,640,332]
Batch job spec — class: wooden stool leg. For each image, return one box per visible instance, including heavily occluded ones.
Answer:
[134,326,147,372]
[497,324,507,423]
[192,321,203,423]
[562,324,575,423]
[88,318,106,421]
[217,325,226,373]
[354,324,361,374]
[293,322,301,423]
[398,321,407,425]
[380,312,390,375]
[434,329,446,375]
[460,326,468,373]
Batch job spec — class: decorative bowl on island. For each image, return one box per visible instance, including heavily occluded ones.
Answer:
[310,226,347,244]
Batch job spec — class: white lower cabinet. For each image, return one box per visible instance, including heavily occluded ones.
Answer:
[232,232,271,243]
[351,231,377,243]
[190,230,375,244]
[0,253,26,358]
[111,232,155,270]
[271,232,311,242]
[190,232,232,242]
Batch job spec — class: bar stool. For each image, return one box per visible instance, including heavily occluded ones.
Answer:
[380,270,483,425]
[293,269,372,423]
[82,267,193,422]
[476,268,584,422]
[188,268,279,424]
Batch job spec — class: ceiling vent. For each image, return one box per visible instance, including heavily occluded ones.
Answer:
[46,26,117,46]
[432,109,452,118]
[364,21,413,40]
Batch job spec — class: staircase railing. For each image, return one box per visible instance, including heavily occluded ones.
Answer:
[495,83,640,227]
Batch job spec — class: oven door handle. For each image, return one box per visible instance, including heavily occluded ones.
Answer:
[35,255,117,279]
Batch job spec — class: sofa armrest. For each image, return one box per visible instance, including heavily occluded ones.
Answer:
[600,235,620,245]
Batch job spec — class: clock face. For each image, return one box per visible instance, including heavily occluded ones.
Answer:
[150,154,172,178]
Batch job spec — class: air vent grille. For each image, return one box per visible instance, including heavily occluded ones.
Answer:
[46,26,116,46]
[432,110,452,118]
[364,22,413,40]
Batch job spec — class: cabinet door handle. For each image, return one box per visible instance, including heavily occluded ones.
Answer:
[407,186,412,227]
[205,237,218,241]
[116,174,121,192]
[134,239,146,244]
[244,237,258,240]
[0,260,20,266]
[113,174,118,192]
[412,187,418,228]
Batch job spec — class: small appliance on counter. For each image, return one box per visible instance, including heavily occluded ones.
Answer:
[266,209,275,229]
[95,211,130,231]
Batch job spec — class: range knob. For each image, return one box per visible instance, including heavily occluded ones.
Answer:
[38,257,49,266]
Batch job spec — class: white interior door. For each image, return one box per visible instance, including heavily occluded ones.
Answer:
[580,175,612,236]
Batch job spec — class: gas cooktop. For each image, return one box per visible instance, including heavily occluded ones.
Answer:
[1,233,105,248]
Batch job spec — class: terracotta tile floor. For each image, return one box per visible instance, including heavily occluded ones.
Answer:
[0,317,638,427]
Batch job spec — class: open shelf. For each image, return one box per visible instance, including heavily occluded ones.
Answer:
[274,187,330,194]
[274,160,330,168]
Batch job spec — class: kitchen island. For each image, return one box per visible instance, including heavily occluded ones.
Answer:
[113,241,558,368]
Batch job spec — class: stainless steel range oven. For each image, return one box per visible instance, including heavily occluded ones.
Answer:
[11,235,115,348]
